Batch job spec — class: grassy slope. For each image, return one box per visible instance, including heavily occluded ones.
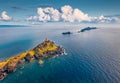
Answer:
[0,40,57,69]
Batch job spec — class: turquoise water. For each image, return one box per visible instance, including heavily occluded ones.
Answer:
[0,26,120,83]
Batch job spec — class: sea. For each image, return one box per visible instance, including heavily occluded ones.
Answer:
[0,25,120,83]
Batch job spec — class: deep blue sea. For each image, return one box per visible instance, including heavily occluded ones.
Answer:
[0,25,120,83]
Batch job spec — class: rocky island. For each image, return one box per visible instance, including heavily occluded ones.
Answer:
[62,31,72,35]
[79,27,97,32]
[0,38,65,80]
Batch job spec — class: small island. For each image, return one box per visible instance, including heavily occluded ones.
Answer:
[62,32,72,35]
[0,38,65,80]
[79,27,97,32]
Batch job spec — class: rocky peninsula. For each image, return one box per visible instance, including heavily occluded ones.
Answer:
[0,38,65,80]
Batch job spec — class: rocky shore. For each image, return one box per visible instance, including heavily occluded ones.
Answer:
[0,38,65,80]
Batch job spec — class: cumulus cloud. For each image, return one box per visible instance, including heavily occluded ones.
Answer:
[61,5,91,22]
[26,5,120,23]
[61,5,74,22]
[27,7,60,22]
[37,7,60,22]
[0,11,12,21]
[73,8,91,22]
[26,5,91,22]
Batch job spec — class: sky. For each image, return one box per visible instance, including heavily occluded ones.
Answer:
[0,0,120,25]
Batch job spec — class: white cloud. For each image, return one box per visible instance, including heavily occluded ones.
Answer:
[73,8,91,22]
[27,5,91,22]
[61,5,91,22]
[44,7,60,21]
[90,15,120,23]
[37,7,60,22]
[0,11,12,21]
[37,8,50,22]
[96,15,112,23]
[26,16,38,21]
[26,5,120,23]
[61,5,74,22]
[27,7,60,22]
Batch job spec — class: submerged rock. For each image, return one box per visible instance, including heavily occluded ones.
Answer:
[0,72,7,80]
[39,60,44,65]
